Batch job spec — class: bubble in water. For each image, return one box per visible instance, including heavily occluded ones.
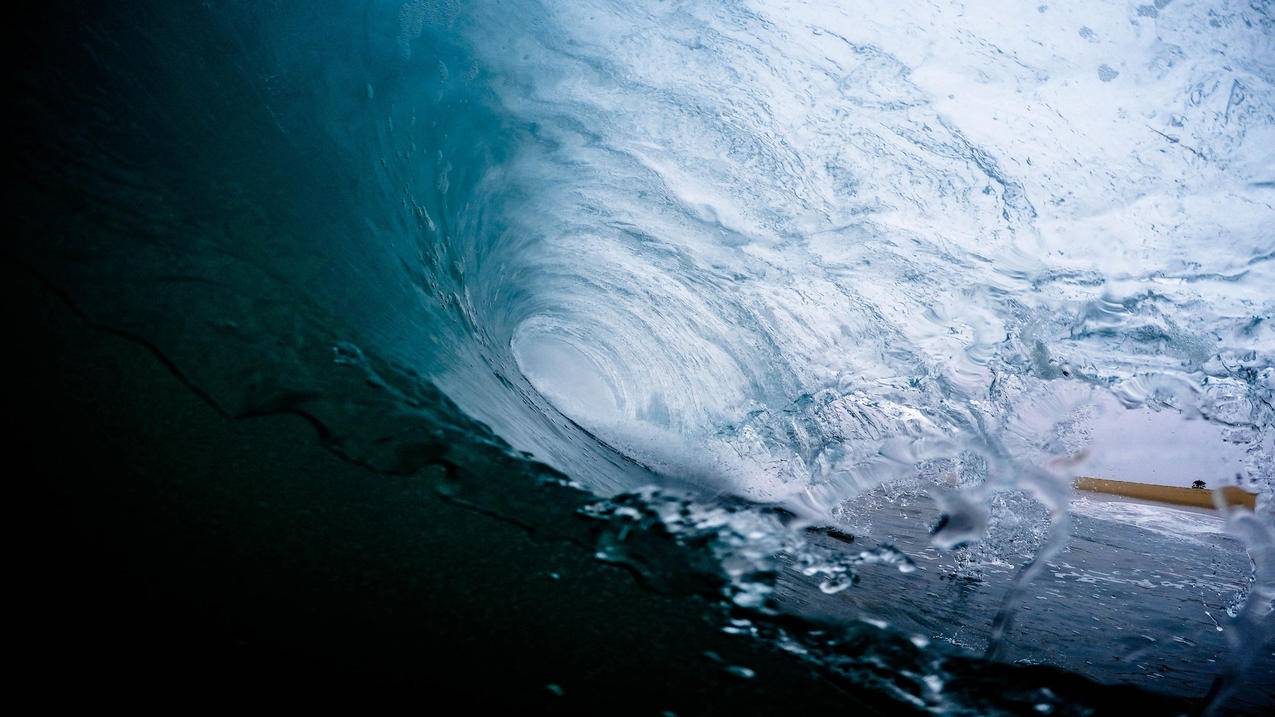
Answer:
[820,573,854,594]
[930,490,988,550]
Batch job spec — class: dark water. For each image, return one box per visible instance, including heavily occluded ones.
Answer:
[10,0,1274,713]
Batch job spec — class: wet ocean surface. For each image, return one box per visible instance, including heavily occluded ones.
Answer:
[776,490,1274,711]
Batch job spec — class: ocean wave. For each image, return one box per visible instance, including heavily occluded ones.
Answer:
[13,0,1274,710]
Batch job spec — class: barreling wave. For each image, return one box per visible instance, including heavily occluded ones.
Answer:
[397,0,1275,508]
[12,0,1274,711]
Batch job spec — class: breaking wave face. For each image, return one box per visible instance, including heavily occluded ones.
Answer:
[397,0,1275,497]
[15,0,1275,711]
[393,0,1275,507]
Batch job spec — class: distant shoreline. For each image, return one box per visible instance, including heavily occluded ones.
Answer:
[1074,477,1256,511]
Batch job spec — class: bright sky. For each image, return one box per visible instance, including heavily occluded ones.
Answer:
[1081,396,1251,489]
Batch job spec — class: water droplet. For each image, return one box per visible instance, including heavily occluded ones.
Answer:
[929,491,987,550]
[819,573,853,594]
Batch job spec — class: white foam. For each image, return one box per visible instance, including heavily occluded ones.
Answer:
[1069,496,1227,544]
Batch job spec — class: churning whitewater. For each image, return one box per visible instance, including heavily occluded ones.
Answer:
[13,0,1274,712]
